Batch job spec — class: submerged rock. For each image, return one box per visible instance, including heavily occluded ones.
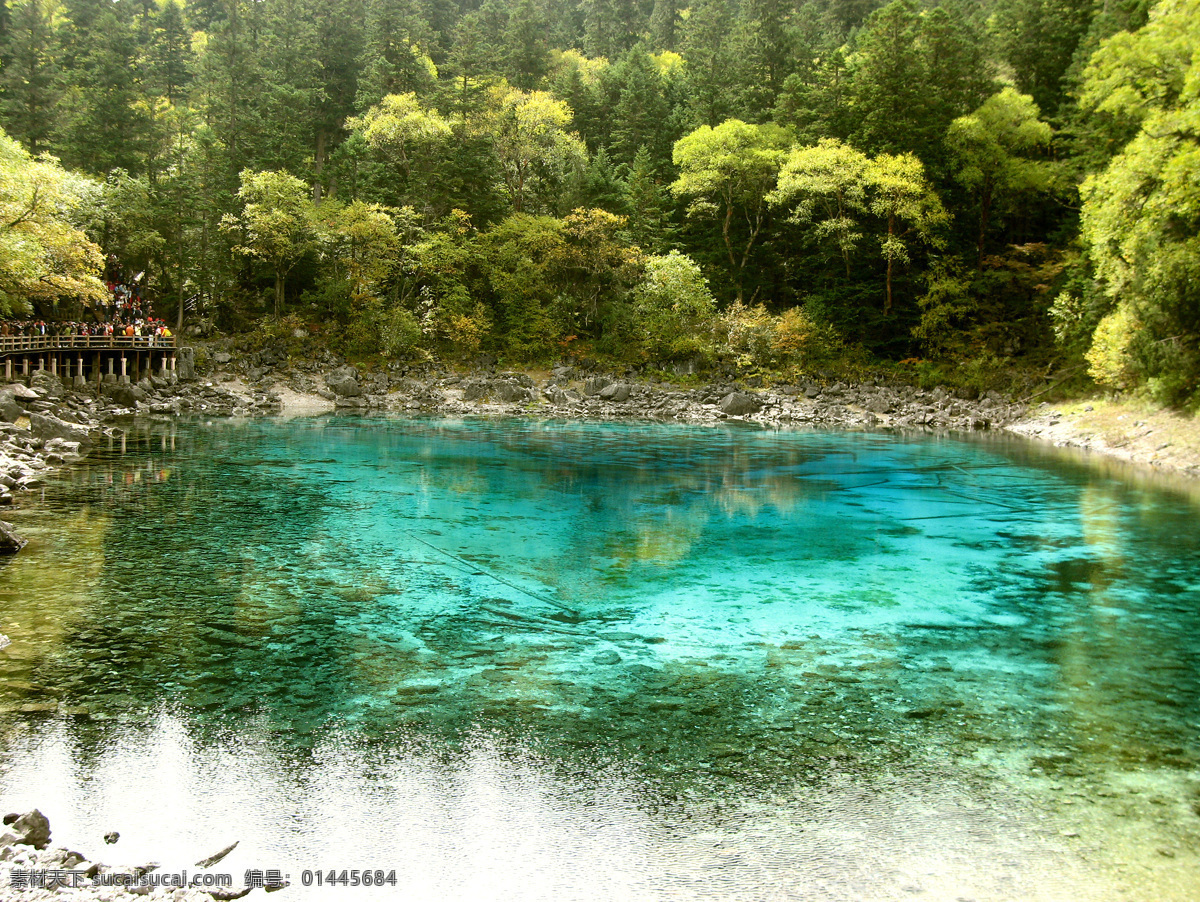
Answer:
[0,519,26,554]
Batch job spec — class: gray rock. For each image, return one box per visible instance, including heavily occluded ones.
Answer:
[583,374,613,396]
[29,413,91,447]
[8,384,38,401]
[325,365,362,397]
[28,371,63,399]
[598,382,631,402]
[593,651,622,665]
[461,380,490,401]
[212,351,233,365]
[176,346,196,381]
[101,383,139,407]
[0,520,26,554]
[719,392,762,416]
[0,389,22,423]
[9,809,50,849]
[493,381,532,403]
[544,386,571,405]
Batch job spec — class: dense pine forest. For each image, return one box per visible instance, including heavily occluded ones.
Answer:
[0,0,1196,403]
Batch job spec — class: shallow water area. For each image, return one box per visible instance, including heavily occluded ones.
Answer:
[1,417,1198,900]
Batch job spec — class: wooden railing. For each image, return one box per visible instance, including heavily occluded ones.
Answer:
[0,334,176,354]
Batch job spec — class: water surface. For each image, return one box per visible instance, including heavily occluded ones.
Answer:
[2,417,1198,900]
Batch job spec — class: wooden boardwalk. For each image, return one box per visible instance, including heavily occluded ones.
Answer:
[0,333,179,384]
[0,334,176,354]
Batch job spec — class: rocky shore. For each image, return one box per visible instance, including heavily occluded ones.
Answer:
[224,354,1029,430]
[1,810,266,901]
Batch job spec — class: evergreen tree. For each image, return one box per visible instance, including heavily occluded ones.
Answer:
[608,47,672,167]
[623,144,677,252]
[993,0,1095,120]
[60,8,153,175]
[0,0,61,154]
[194,0,262,181]
[849,0,930,158]
[504,0,551,91]
[680,0,737,128]
[357,0,436,109]
[145,0,195,106]
[257,0,324,174]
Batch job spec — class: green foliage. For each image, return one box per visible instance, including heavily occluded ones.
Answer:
[0,128,106,315]
[379,305,424,357]
[631,250,717,360]
[671,118,790,301]
[946,88,1056,265]
[221,168,316,317]
[1078,0,1200,405]
[1086,306,1140,390]
[0,0,1184,398]
[770,138,871,275]
[914,259,977,356]
[866,151,948,315]
[474,84,588,214]
[478,212,567,360]
[554,207,644,343]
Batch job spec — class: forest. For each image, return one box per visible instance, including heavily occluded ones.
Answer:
[0,0,1196,404]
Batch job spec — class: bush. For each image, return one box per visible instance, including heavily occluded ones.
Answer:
[379,306,423,358]
[631,251,718,362]
[1086,305,1139,390]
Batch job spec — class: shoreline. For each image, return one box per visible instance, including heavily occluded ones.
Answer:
[214,363,1200,482]
[2,358,1197,545]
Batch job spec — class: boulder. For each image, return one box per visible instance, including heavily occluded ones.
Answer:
[598,382,631,403]
[29,413,91,447]
[176,347,196,381]
[493,381,532,403]
[8,384,39,401]
[583,374,613,396]
[461,380,490,401]
[325,365,362,397]
[101,383,140,408]
[544,386,571,405]
[719,392,763,416]
[0,520,26,554]
[7,809,50,848]
[29,371,63,400]
[0,389,23,424]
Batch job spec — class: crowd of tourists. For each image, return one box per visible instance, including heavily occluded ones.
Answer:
[0,318,173,344]
[2,264,173,345]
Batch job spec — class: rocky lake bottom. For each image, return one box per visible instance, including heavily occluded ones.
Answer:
[1,416,1198,900]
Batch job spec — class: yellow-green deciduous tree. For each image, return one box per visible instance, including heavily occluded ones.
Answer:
[221,168,316,317]
[0,129,106,315]
[769,138,871,277]
[474,85,587,214]
[352,93,453,204]
[670,118,790,302]
[867,151,948,315]
[632,250,717,361]
[1076,0,1200,403]
[946,88,1055,268]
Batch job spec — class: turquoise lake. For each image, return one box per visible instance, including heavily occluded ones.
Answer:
[1,417,1198,900]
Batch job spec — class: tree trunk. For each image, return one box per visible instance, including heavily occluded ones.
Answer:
[722,201,742,302]
[313,130,326,203]
[274,271,284,318]
[884,213,895,316]
[977,186,992,270]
